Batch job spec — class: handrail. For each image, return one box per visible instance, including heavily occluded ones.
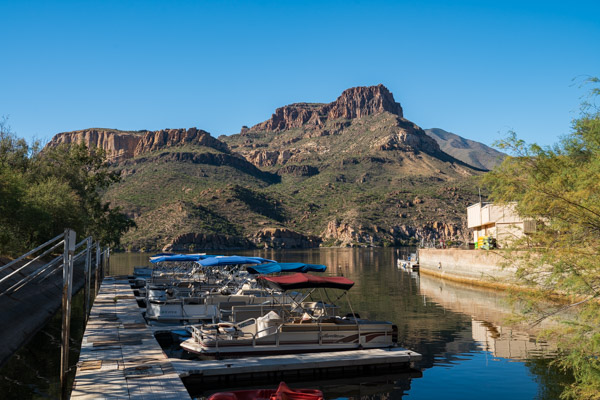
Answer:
[4,254,62,293]
[0,235,96,296]
[251,323,284,347]
[0,239,65,288]
[0,230,109,396]
[0,232,64,274]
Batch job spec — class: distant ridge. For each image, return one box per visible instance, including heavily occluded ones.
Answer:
[43,85,495,251]
[45,127,229,162]
[424,128,506,170]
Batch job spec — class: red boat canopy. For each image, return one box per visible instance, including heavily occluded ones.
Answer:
[257,273,354,291]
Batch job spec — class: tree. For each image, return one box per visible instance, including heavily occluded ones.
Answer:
[32,142,136,247]
[482,78,600,399]
[0,123,134,256]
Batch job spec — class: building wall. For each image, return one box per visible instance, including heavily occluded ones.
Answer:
[467,202,534,247]
[467,203,483,228]
[496,222,526,247]
[418,248,518,283]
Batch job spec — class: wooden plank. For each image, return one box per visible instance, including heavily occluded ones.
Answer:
[172,347,420,378]
[71,279,192,400]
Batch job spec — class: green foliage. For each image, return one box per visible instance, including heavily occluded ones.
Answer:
[482,79,600,399]
[0,121,134,256]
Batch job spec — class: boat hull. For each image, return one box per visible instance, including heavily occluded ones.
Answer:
[146,302,218,324]
[181,321,395,356]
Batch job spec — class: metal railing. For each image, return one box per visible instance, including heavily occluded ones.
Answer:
[0,229,110,398]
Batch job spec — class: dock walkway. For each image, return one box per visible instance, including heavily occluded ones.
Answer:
[173,347,420,386]
[73,277,422,398]
[71,277,191,399]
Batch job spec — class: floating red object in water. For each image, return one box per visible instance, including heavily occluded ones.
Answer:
[208,382,324,400]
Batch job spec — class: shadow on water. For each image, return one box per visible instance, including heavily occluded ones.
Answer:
[187,370,423,400]
[0,280,93,399]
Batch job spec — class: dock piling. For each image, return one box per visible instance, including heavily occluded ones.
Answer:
[84,237,92,324]
[60,229,76,397]
[95,243,100,296]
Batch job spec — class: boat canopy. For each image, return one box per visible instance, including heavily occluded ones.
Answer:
[246,262,327,274]
[257,273,354,291]
[149,253,217,263]
[197,256,276,267]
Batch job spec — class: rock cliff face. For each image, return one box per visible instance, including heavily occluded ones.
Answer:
[46,127,230,161]
[252,228,321,248]
[323,219,466,247]
[226,84,446,168]
[46,128,143,161]
[372,119,442,155]
[133,128,230,155]
[248,84,403,132]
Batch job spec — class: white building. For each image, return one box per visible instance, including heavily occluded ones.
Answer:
[467,202,535,248]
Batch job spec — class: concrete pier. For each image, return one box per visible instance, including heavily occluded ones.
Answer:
[417,248,518,288]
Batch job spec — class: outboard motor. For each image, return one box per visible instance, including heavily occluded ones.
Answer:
[392,324,399,344]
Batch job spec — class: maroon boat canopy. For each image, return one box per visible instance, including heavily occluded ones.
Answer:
[257,273,355,291]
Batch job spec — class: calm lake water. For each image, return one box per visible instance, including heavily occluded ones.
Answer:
[0,248,570,399]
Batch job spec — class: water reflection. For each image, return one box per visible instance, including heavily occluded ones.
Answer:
[417,273,556,361]
[0,289,89,399]
[106,249,567,399]
[192,371,421,400]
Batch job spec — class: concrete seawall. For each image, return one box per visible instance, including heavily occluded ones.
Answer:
[417,249,518,289]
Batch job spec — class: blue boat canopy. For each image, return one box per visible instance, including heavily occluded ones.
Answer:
[150,254,221,264]
[246,262,327,274]
[197,256,276,267]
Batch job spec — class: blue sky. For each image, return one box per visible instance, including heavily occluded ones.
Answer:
[1,0,598,148]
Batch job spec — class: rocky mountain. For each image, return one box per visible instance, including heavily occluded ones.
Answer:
[229,84,447,167]
[218,84,483,250]
[248,84,404,132]
[47,127,229,162]
[424,128,505,170]
[46,84,487,251]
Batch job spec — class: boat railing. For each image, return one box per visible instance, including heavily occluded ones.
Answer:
[191,317,258,341]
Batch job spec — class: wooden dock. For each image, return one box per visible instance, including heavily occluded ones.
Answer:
[173,347,421,386]
[71,277,191,399]
[72,277,421,398]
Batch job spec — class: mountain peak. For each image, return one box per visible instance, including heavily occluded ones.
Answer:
[248,84,403,133]
[330,84,403,119]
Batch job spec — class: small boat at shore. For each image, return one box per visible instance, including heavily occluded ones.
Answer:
[397,252,419,272]
[181,273,397,357]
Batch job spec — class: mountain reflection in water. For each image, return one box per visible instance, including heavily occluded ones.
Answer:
[0,248,571,399]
